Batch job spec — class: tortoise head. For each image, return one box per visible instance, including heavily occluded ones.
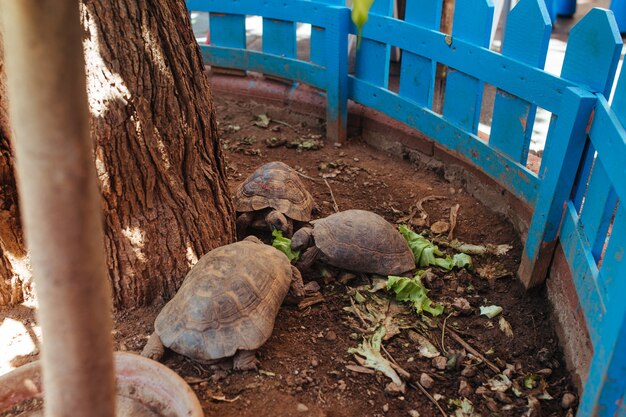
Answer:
[266,210,292,237]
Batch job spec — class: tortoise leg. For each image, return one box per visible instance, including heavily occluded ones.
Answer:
[236,212,255,240]
[141,332,165,361]
[265,210,292,237]
[295,246,321,272]
[291,227,314,252]
[289,265,305,298]
[233,350,259,371]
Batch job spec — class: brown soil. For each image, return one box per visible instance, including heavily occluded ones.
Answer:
[1,94,577,417]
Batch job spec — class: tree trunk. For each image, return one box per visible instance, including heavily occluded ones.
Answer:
[0,32,31,306]
[0,0,235,308]
[82,0,235,308]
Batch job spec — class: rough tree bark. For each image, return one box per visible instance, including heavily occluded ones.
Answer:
[0,0,235,308]
[0,32,30,306]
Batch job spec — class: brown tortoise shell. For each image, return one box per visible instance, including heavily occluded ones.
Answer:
[311,209,415,276]
[234,161,314,222]
[154,240,292,363]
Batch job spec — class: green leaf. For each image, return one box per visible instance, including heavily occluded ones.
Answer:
[271,230,300,262]
[398,225,472,270]
[479,305,503,319]
[524,374,538,390]
[387,275,444,316]
[348,326,406,392]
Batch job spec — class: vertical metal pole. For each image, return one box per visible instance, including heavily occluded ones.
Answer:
[0,1,116,417]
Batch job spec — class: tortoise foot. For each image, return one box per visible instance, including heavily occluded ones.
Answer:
[233,350,259,371]
[141,332,165,362]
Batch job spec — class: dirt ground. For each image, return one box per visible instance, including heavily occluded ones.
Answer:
[0,94,577,417]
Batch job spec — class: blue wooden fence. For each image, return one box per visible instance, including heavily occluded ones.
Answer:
[185,0,625,415]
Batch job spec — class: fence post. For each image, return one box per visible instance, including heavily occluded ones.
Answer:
[518,87,595,288]
[518,9,622,288]
[325,6,349,143]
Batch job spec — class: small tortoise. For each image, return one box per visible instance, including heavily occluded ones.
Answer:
[234,161,314,239]
[141,236,304,370]
[291,209,415,275]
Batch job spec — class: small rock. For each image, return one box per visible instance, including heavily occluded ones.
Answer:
[296,403,309,413]
[453,298,473,315]
[382,404,389,413]
[561,393,577,409]
[432,356,447,370]
[408,411,420,417]
[430,221,450,234]
[310,358,319,368]
[337,380,347,391]
[461,367,477,378]
[325,330,337,341]
[420,373,434,389]
[385,382,405,395]
[459,380,473,397]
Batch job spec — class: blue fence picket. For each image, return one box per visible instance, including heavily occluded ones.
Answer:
[324,5,349,143]
[578,203,626,417]
[489,0,551,165]
[263,18,297,58]
[209,13,246,49]
[578,159,618,262]
[518,87,596,288]
[519,8,623,288]
[563,9,622,226]
[442,0,493,133]
[398,0,442,107]
[310,0,343,66]
[354,0,393,87]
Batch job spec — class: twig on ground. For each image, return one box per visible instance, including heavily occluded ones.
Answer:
[349,296,370,329]
[409,381,448,417]
[272,118,297,130]
[324,179,339,212]
[398,195,446,226]
[379,337,447,417]
[443,326,501,374]
[295,171,323,182]
[380,344,411,379]
[448,204,460,240]
[441,312,453,355]
[298,294,326,310]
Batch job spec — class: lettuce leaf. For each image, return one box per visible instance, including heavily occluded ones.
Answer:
[387,275,444,316]
[271,230,300,262]
[399,224,472,270]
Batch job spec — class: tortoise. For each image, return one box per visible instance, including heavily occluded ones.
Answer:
[291,209,415,275]
[141,236,304,370]
[233,161,315,239]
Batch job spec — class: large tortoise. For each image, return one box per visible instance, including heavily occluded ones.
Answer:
[291,209,415,275]
[141,236,304,370]
[234,161,314,239]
